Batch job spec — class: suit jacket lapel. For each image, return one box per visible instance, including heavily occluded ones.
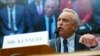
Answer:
[75,34,82,51]
[56,38,61,53]
[37,15,46,31]
[55,16,57,30]
[75,34,90,51]
[4,7,9,26]
[43,15,46,30]
[16,5,19,25]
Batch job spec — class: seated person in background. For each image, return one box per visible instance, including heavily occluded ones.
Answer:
[25,0,46,32]
[32,0,59,39]
[0,0,26,48]
[89,0,100,34]
[49,8,98,53]
[0,0,26,35]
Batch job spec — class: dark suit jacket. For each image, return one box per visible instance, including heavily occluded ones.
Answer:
[33,14,59,32]
[27,0,45,15]
[91,0,100,24]
[16,0,28,6]
[0,5,26,35]
[0,1,6,9]
[49,34,89,53]
[25,1,46,32]
[0,16,3,48]
[32,14,59,39]
[24,2,38,32]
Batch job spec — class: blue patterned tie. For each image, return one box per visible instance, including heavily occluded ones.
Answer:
[63,39,68,52]
[49,17,53,39]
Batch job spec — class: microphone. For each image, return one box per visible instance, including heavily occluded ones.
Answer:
[54,28,59,37]
[54,28,59,53]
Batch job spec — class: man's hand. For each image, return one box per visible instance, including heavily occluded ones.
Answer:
[79,34,98,48]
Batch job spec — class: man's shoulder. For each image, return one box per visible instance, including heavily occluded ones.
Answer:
[49,38,60,49]
[26,2,36,9]
[75,34,81,39]
[75,34,90,50]
[16,4,24,10]
[49,38,60,45]
[0,6,7,12]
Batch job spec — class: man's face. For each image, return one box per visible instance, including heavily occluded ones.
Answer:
[44,1,57,16]
[57,12,77,38]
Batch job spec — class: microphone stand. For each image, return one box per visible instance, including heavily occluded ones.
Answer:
[54,29,59,53]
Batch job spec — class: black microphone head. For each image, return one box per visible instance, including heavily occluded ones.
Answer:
[54,28,59,37]
[55,28,59,33]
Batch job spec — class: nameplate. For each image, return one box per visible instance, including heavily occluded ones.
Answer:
[2,31,49,49]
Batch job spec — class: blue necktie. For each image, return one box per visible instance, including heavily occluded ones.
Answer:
[10,9,15,33]
[63,39,68,52]
[49,17,53,39]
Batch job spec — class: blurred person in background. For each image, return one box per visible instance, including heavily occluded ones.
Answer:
[0,0,26,35]
[16,0,33,6]
[89,0,100,34]
[32,0,60,39]
[25,0,46,32]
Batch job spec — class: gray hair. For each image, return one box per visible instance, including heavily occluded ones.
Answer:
[63,8,81,26]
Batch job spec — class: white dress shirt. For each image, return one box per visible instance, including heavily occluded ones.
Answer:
[35,0,43,15]
[60,33,75,53]
[28,0,33,4]
[60,33,100,53]
[7,5,17,33]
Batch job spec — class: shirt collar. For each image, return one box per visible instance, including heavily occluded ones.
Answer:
[67,33,75,42]
[45,15,55,19]
[60,33,75,44]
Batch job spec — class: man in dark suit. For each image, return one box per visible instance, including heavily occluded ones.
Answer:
[32,0,59,39]
[0,0,25,35]
[49,8,98,53]
[25,0,46,32]
[26,0,45,15]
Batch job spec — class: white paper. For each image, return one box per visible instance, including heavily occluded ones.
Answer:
[2,31,49,49]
